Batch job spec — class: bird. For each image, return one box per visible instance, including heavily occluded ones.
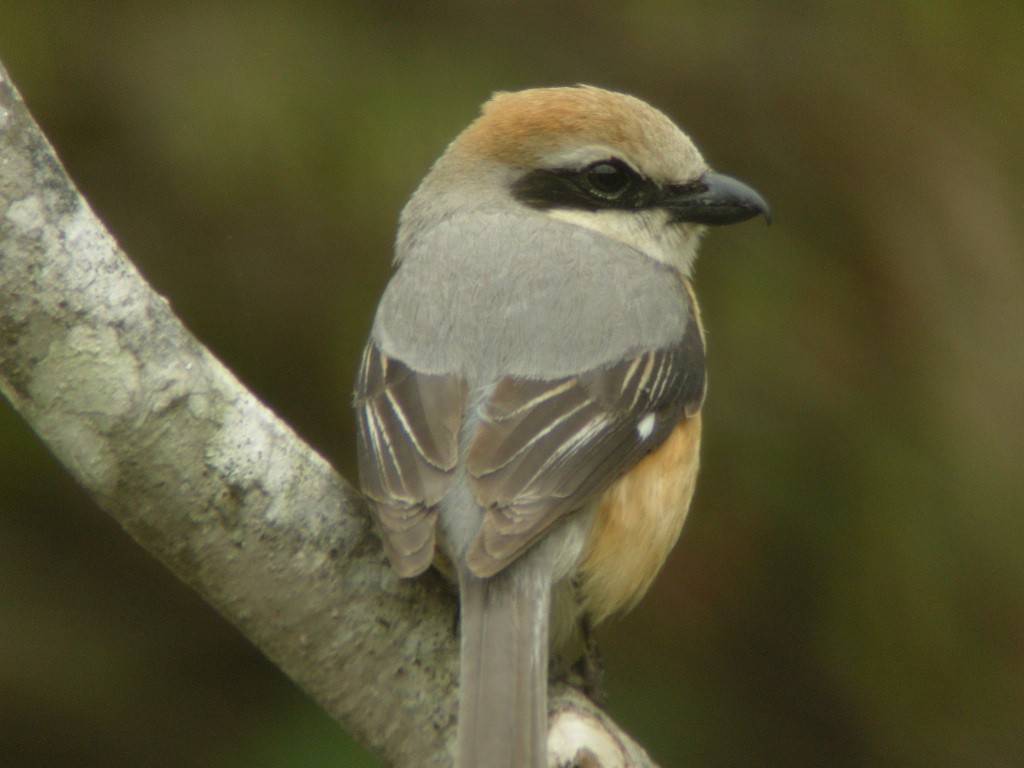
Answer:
[353,85,769,768]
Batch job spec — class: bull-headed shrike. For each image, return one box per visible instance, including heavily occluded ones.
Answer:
[354,85,769,768]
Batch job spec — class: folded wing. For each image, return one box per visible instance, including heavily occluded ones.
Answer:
[466,327,705,577]
[354,343,465,576]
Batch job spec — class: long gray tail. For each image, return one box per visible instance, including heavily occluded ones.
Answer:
[456,565,551,768]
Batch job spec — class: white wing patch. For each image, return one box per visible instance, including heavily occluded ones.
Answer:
[636,412,656,441]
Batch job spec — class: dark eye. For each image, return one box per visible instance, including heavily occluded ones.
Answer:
[582,160,636,199]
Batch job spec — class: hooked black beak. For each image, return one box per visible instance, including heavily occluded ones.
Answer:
[663,171,771,226]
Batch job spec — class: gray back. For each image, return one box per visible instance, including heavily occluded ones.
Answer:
[372,209,692,384]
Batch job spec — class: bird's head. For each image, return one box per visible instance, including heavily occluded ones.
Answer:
[405,85,769,276]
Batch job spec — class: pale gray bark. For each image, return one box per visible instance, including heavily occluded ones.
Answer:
[0,60,661,768]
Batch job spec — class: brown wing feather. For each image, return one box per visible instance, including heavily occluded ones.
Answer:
[354,343,464,576]
[465,323,705,578]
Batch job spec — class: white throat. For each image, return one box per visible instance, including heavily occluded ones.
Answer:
[545,207,704,276]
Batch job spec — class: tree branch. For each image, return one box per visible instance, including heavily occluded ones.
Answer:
[0,59,660,768]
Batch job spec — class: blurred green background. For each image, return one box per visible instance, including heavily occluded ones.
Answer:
[1,2,1022,767]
